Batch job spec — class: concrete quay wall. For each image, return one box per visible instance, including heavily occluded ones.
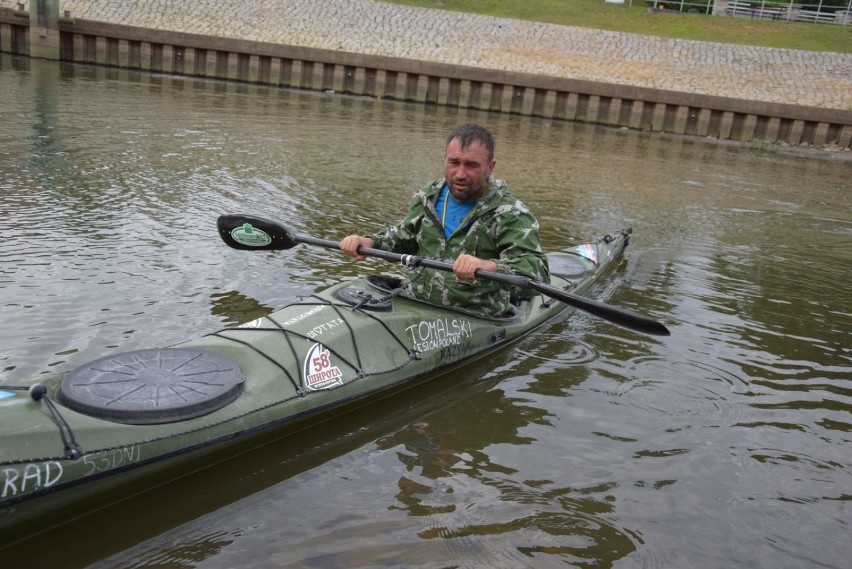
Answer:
[2,9,850,150]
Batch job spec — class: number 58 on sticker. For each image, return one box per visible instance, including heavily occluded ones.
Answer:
[302,343,344,391]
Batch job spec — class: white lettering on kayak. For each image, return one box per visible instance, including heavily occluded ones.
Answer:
[2,461,63,498]
[281,305,324,326]
[82,445,142,477]
[303,343,344,391]
[404,318,473,353]
[307,318,345,339]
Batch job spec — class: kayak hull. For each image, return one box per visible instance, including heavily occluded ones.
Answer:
[0,230,630,545]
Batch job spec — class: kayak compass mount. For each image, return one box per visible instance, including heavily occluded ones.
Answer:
[335,287,393,311]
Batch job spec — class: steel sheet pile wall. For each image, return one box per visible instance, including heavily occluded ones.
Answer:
[2,12,849,150]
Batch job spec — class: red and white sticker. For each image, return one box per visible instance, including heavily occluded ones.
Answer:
[578,243,598,265]
[303,343,344,391]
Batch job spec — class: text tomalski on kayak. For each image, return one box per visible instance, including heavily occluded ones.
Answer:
[404,317,472,352]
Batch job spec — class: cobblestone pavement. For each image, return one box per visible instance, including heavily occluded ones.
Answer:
[4,0,851,110]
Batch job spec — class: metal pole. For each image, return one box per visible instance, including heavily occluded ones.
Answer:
[28,0,60,60]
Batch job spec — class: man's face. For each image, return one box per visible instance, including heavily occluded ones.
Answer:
[443,138,496,203]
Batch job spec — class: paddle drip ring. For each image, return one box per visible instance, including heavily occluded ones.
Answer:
[399,254,422,267]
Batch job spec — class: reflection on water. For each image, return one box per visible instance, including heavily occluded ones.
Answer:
[208,290,274,326]
[1,55,850,568]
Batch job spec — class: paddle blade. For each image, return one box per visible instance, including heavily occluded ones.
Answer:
[528,281,671,336]
[217,214,298,251]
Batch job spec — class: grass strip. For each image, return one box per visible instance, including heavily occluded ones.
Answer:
[383,0,852,52]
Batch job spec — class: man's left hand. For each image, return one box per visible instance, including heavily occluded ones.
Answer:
[453,254,498,281]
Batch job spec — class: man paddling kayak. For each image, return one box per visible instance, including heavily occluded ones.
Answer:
[340,123,549,318]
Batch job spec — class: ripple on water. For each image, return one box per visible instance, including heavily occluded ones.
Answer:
[503,333,600,398]
[513,333,599,367]
[602,356,748,427]
[720,445,851,568]
[737,447,849,504]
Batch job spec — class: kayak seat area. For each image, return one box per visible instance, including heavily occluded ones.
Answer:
[365,275,403,292]
[364,274,520,320]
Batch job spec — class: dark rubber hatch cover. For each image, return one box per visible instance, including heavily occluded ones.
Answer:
[58,348,245,424]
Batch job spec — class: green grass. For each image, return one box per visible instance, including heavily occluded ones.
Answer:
[382,0,852,52]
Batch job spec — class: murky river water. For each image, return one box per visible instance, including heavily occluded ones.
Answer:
[1,55,850,568]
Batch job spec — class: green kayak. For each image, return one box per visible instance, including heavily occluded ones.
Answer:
[0,217,645,546]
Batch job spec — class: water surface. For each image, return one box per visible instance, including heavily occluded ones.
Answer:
[1,56,850,568]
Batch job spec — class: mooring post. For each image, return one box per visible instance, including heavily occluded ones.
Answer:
[28,0,60,60]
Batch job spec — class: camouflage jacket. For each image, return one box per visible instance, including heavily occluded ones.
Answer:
[370,178,549,318]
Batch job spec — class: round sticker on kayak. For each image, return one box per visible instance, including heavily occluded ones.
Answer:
[303,343,344,391]
[230,223,272,247]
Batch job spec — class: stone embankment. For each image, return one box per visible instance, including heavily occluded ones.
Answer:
[1,0,850,149]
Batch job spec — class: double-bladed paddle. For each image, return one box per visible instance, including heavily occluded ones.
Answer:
[217,214,671,337]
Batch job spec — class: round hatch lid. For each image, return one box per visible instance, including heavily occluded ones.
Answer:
[546,254,588,279]
[58,348,245,424]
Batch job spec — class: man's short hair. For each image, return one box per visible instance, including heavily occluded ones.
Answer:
[446,123,495,163]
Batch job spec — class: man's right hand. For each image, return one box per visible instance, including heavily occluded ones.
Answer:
[339,235,374,262]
